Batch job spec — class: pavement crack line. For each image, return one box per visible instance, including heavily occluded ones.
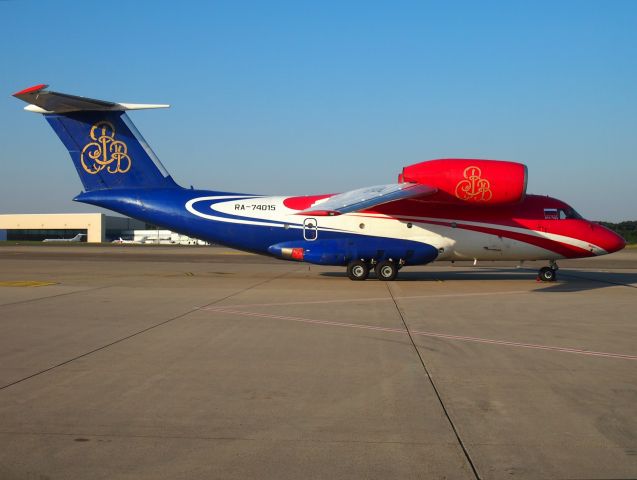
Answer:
[0,284,115,308]
[385,282,481,480]
[0,430,459,446]
[0,266,302,392]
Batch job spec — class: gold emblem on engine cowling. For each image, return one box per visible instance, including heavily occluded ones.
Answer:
[455,166,493,201]
[80,121,132,174]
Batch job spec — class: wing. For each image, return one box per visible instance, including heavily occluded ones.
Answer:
[298,183,437,216]
[13,84,169,113]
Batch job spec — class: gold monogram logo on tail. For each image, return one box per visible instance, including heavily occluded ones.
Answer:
[455,166,493,201]
[81,121,132,174]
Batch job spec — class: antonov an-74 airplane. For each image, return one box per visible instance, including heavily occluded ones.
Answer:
[13,85,625,281]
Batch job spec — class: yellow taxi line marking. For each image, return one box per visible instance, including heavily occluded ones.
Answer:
[0,281,58,287]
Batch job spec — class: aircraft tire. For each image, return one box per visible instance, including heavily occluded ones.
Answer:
[347,260,369,281]
[375,260,398,281]
[538,266,556,282]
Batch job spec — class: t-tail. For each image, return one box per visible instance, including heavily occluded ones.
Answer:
[12,84,180,192]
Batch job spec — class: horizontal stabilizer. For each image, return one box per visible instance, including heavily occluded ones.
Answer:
[298,183,437,216]
[12,84,178,191]
[13,84,169,113]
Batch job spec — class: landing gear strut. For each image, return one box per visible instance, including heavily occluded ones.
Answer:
[538,261,558,282]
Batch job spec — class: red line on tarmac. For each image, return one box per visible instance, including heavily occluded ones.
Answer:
[204,308,408,334]
[206,290,531,309]
[407,330,637,360]
[202,307,637,362]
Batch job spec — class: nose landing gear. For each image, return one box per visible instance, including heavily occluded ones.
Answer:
[538,260,558,282]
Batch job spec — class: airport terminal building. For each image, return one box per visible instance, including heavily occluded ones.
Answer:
[0,213,206,244]
[0,213,147,243]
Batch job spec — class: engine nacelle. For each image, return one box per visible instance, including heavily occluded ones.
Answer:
[399,159,528,206]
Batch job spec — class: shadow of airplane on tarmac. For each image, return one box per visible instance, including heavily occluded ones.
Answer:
[319,268,637,293]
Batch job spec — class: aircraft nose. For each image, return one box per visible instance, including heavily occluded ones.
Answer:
[594,224,626,254]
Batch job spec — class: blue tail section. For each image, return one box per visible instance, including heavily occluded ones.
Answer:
[45,111,179,191]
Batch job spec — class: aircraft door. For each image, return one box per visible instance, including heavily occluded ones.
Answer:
[303,218,318,241]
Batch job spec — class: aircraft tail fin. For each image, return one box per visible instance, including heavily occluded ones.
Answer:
[13,84,179,192]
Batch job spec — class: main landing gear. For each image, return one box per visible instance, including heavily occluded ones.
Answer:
[537,260,558,282]
[347,260,370,281]
[375,260,399,281]
[346,259,401,281]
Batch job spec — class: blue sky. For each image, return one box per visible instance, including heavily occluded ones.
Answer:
[1,0,636,220]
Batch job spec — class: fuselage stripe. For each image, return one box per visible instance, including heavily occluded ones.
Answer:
[351,213,601,258]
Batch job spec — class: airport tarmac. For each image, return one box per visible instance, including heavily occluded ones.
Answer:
[0,245,636,479]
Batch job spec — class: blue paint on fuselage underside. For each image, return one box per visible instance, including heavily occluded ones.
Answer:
[75,188,439,266]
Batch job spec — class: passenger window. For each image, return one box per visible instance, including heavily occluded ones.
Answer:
[303,218,318,241]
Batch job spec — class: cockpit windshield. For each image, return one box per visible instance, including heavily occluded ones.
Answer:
[544,207,582,220]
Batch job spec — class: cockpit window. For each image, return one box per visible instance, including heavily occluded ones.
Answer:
[544,207,582,220]
[559,208,582,219]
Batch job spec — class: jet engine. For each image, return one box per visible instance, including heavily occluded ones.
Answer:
[399,159,528,206]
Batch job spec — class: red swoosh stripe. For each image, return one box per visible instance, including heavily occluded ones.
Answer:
[387,216,595,258]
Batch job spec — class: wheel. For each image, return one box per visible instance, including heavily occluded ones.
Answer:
[347,260,369,281]
[375,260,398,281]
[538,266,556,282]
